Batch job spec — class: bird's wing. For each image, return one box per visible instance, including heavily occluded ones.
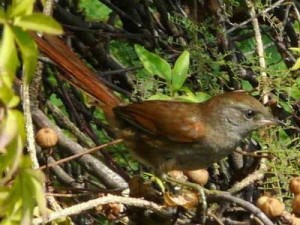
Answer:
[114,101,206,142]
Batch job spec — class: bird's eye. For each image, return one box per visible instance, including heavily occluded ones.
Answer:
[244,110,256,119]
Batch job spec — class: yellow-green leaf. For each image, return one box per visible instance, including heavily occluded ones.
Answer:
[0,77,18,105]
[291,57,300,71]
[135,44,172,81]
[12,27,38,83]
[0,110,19,150]
[0,8,7,24]
[172,50,190,92]
[289,47,300,53]
[147,93,172,100]
[14,13,63,35]
[0,24,19,83]
[7,0,35,18]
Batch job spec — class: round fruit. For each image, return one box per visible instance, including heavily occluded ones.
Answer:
[292,195,300,214]
[290,177,300,195]
[184,169,209,186]
[35,127,58,148]
[257,196,284,218]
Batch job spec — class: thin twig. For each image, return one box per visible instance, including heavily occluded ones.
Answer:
[234,148,273,159]
[227,159,268,194]
[38,139,123,170]
[227,0,286,33]
[246,0,269,103]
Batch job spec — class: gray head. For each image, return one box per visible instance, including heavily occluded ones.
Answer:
[205,91,279,140]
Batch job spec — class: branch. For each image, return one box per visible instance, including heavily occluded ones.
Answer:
[32,109,128,189]
[32,195,168,224]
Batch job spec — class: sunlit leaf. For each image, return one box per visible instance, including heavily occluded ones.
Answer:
[172,51,190,92]
[0,134,24,184]
[7,95,20,108]
[7,0,35,18]
[176,91,211,103]
[289,47,300,53]
[14,13,63,35]
[147,93,172,100]
[0,77,18,105]
[0,24,19,83]
[12,27,37,83]
[0,8,7,24]
[135,44,172,81]
[26,170,46,217]
[0,110,19,151]
[291,57,300,71]
[9,158,46,223]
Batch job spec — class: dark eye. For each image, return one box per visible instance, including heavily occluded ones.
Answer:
[244,110,256,119]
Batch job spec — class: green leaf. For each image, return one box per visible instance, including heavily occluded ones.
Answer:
[278,127,291,143]
[0,8,7,24]
[79,0,112,21]
[0,77,18,105]
[291,57,300,71]
[241,80,253,91]
[26,170,46,217]
[0,110,17,151]
[172,51,190,92]
[289,47,300,53]
[19,157,46,218]
[11,27,38,83]
[14,13,63,35]
[278,100,293,113]
[0,24,19,83]
[147,93,172,100]
[134,44,172,81]
[176,91,211,103]
[7,0,35,18]
[0,134,23,181]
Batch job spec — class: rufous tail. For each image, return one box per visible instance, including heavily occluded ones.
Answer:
[32,33,122,123]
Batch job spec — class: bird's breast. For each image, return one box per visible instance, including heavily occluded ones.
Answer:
[125,133,238,172]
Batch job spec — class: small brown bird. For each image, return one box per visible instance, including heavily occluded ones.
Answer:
[34,35,280,174]
[114,91,279,173]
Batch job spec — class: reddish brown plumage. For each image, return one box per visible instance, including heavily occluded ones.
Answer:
[35,35,278,172]
[114,101,206,142]
[32,33,121,123]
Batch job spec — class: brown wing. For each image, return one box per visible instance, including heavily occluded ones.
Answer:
[114,101,206,142]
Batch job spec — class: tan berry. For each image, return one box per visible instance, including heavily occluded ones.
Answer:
[257,196,285,218]
[35,127,58,148]
[290,177,300,195]
[184,169,209,186]
[292,195,300,214]
[256,196,269,208]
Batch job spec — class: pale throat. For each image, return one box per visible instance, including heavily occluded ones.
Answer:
[206,117,244,153]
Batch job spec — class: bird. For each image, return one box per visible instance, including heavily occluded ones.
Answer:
[33,34,280,174]
[113,91,279,173]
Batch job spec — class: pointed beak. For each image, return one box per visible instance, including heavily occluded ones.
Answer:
[261,117,285,126]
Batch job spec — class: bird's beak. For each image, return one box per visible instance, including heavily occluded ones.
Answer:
[261,118,285,126]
